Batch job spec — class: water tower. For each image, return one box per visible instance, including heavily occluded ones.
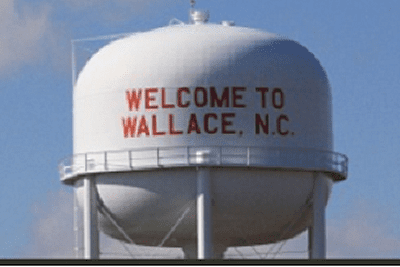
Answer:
[59,5,348,259]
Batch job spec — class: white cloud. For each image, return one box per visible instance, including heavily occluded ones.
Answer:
[0,0,54,74]
[0,0,184,76]
[23,189,183,259]
[23,189,75,258]
[327,198,400,258]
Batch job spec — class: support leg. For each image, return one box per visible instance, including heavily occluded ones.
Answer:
[73,186,79,258]
[83,176,99,259]
[197,167,213,259]
[308,173,327,259]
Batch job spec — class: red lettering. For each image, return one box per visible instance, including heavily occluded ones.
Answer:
[122,116,137,138]
[145,88,158,110]
[232,87,246,108]
[256,87,269,108]
[272,88,284,109]
[169,114,183,135]
[126,89,142,111]
[194,87,207,107]
[161,88,175,109]
[221,113,235,134]
[277,114,289,135]
[204,113,217,134]
[177,87,190,108]
[187,113,201,134]
[210,87,229,107]
[255,114,269,135]
[136,115,150,137]
[152,115,166,136]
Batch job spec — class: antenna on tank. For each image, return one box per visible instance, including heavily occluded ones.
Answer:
[189,0,209,25]
[189,0,196,24]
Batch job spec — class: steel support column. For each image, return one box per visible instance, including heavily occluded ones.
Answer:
[73,187,79,258]
[197,166,213,259]
[83,176,99,259]
[308,172,327,259]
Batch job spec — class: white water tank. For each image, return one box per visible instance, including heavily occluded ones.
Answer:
[61,21,347,249]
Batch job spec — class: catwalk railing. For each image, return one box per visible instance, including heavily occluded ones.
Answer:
[59,146,348,183]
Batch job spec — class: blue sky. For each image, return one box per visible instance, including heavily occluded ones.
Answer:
[0,0,399,259]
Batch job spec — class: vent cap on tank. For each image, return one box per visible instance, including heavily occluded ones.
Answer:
[190,10,209,24]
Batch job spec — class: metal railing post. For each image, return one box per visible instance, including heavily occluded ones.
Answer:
[219,147,222,165]
[156,147,160,166]
[104,152,108,171]
[247,147,250,166]
[187,146,190,165]
[84,154,88,172]
[129,150,132,169]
